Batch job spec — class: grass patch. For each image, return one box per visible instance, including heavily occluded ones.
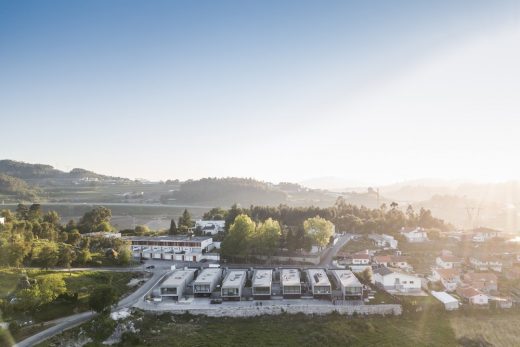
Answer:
[37,310,458,347]
[0,268,140,324]
[450,311,520,347]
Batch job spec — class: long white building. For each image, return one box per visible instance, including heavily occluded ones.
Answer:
[307,269,331,297]
[193,268,222,296]
[159,268,197,300]
[252,269,272,298]
[221,270,247,300]
[281,269,301,297]
[126,235,214,262]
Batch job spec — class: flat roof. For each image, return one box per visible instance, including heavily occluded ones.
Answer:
[281,269,300,286]
[252,269,272,287]
[222,270,247,288]
[124,235,212,242]
[161,269,196,287]
[431,291,458,304]
[308,269,331,286]
[194,268,221,284]
[333,270,362,287]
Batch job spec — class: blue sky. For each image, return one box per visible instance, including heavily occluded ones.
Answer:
[1,0,519,184]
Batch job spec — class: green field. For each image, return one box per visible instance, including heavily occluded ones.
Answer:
[36,308,458,347]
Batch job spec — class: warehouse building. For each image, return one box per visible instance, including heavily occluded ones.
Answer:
[193,268,222,297]
[252,269,273,298]
[159,268,197,301]
[221,270,247,301]
[307,269,332,297]
[332,270,363,299]
[281,269,301,297]
[127,235,214,262]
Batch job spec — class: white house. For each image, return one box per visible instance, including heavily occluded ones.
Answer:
[159,268,197,301]
[469,256,503,272]
[431,291,459,311]
[307,269,332,297]
[281,269,301,297]
[332,270,363,299]
[193,268,222,296]
[0,217,5,225]
[457,286,489,305]
[368,234,398,249]
[351,253,371,265]
[372,266,421,292]
[373,255,412,271]
[471,228,501,243]
[431,268,461,292]
[195,220,225,236]
[400,227,429,243]
[221,270,247,300]
[252,269,273,298]
[436,254,462,269]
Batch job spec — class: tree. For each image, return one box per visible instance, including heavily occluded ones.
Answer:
[58,244,76,273]
[43,210,60,225]
[37,242,59,269]
[303,216,334,249]
[67,229,82,247]
[117,247,132,265]
[78,207,112,233]
[177,209,192,233]
[28,203,42,221]
[38,274,66,304]
[168,219,178,235]
[253,218,281,257]
[89,285,118,314]
[16,204,29,220]
[77,248,92,265]
[221,214,255,259]
[202,207,227,220]
[134,225,150,235]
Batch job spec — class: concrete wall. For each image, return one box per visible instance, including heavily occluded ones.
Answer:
[143,304,402,317]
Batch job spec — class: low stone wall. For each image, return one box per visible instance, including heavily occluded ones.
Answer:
[143,304,402,317]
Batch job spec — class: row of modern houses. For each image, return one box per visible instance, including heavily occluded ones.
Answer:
[154,268,364,302]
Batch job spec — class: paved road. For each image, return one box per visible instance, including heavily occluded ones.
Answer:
[15,270,167,347]
[319,234,352,266]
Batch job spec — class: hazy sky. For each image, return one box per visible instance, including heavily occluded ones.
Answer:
[1,0,519,184]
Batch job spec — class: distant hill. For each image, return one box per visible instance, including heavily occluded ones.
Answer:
[0,159,128,182]
[0,173,40,200]
[165,177,289,206]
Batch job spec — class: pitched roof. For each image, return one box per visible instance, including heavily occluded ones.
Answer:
[457,286,483,298]
[373,255,392,264]
[434,268,461,280]
[439,255,461,263]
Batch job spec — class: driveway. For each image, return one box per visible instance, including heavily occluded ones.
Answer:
[319,234,352,266]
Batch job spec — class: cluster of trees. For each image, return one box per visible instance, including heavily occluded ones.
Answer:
[221,214,334,259]
[0,204,131,269]
[214,199,448,235]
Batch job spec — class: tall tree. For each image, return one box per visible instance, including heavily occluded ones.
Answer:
[303,216,334,250]
[88,285,118,314]
[168,219,178,235]
[221,214,255,259]
[177,209,192,233]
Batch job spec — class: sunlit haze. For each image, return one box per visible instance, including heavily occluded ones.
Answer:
[1,0,519,184]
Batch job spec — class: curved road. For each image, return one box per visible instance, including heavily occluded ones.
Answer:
[319,234,352,266]
[15,270,167,347]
